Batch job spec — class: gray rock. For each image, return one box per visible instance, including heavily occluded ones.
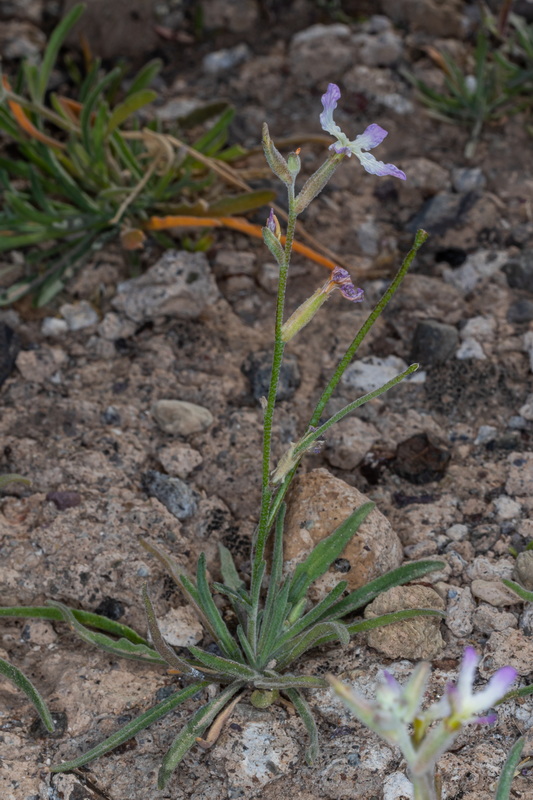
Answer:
[0,19,45,59]
[406,192,470,236]
[42,317,69,337]
[503,252,533,293]
[203,43,251,74]
[289,24,354,86]
[515,550,533,591]
[352,29,403,67]
[60,300,99,331]
[446,585,475,638]
[342,355,425,393]
[507,298,533,323]
[473,604,518,634]
[410,319,458,367]
[242,351,300,402]
[112,251,219,323]
[0,323,20,388]
[452,167,486,193]
[470,579,519,607]
[443,249,508,293]
[152,399,213,436]
[201,0,259,33]
[324,417,380,471]
[141,470,198,520]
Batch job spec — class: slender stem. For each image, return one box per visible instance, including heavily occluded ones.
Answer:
[308,228,428,429]
[4,90,80,135]
[248,184,297,649]
[411,771,438,800]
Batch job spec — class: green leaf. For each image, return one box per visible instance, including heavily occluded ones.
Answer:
[141,586,201,677]
[0,656,54,732]
[289,503,375,604]
[0,604,150,645]
[38,3,86,103]
[498,684,533,704]
[189,107,234,156]
[502,579,533,602]
[195,553,243,662]
[494,737,525,800]
[35,277,65,307]
[106,90,158,135]
[125,59,162,97]
[207,190,276,216]
[346,608,445,637]
[0,474,31,490]
[48,601,165,663]
[275,621,350,669]
[255,674,325,690]
[187,646,257,681]
[158,682,245,789]
[319,560,446,622]
[275,581,348,649]
[284,688,319,764]
[218,543,244,592]
[80,67,122,155]
[52,681,209,773]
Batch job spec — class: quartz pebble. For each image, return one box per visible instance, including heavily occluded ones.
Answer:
[152,399,213,436]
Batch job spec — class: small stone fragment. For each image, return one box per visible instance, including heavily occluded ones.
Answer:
[112,250,219,323]
[60,300,98,331]
[515,550,533,591]
[470,579,519,607]
[479,628,533,676]
[473,604,518,635]
[152,400,213,436]
[364,584,445,659]
[203,43,250,74]
[342,355,424,393]
[158,443,203,479]
[503,252,533,293]
[41,317,69,337]
[507,298,533,324]
[446,586,474,638]
[324,417,380,471]
[392,432,451,484]
[46,491,82,510]
[242,351,300,402]
[410,319,458,367]
[15,347,67,383]
[141,470,198,520]
[451,168,486,193]
[0,323,20,387]
[506,452,533,497]
[156,606,204,647]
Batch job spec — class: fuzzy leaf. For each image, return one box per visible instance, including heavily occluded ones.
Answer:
[158,682,245,789]
[0,656,54,732]
[275,621,350,669]
[218,544,244,592]
[196,553,243,661]
[207,190,276,216]
[52,681,209,773]
[285,688,319,764]
[502,578,533,603]
[495,737,525,800]
[289,503,375,604]
[187,646,257,681]
[0,474,31,490]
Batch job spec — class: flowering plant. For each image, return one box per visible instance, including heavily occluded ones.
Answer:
[328,647,518,800]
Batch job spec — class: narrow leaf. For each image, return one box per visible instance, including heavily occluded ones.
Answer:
[502,579,533,603]
[285,688,319,764]
[218,544,244,592]
[319,560,446,622]
[141,586,202,677]
[0,657,54,732]
[106,90,157,135]
[52,681,209,772]
[187,646,257,680]
[196,553,243,661]
[346,608,445,637]
[158,682,245,789]
[495,737,525,800]
[38,3,86,102]
[47,601,165,664]
[207,190,276,216]
[275,621,350,669]
[289,503,375,604]
[125,59,162,97]
[0,474,31,490]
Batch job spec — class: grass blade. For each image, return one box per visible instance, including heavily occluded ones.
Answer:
[0,657,54,732]
[125,59,162,97]
[158,682,245,789]
[187,646,257,680]
[52,681,209,773]
[106,90,157,134]
[502,579,533,602]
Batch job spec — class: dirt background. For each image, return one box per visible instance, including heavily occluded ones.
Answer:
[1,1,533,799]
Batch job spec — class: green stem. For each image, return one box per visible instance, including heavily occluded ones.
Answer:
[411,771,438,800]
[308,228,428,429]
[4,90,80,135]
[248,185,297,649]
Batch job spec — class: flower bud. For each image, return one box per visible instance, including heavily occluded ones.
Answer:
[262,123,293,186]
[287,149,301,180]
[294,152,344,215]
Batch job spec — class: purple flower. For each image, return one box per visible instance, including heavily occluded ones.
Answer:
[330,266,364,303]
[446,647,517,725]
[320,83,406,180]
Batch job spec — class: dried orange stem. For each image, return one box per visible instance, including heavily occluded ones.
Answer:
[2,76,65,150]
[145,215,336,271]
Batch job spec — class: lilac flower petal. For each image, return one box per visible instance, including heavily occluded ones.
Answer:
[473,714,498,726]
[456,647,479,700]
[331,266,350,282]
[356,152,407,180]
[355,123,388,151]
[330,265,364,303]
[267,208,276,233]
[320,83,345,141]
[340,285,364,302]
[472,666,517,711]
[383,671,402,692]
[329,142,352,155]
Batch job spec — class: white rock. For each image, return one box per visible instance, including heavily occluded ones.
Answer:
[446,585,474,638]
[446,523,468,541]
[41,317,68,337]
[154,606,203,647]
[158,443,203,478]
[475,425,497,445]
[152,399,213,436]
[342,355,425,392]
[60,300,98,331]
[460,315,496,342]
[383,772,414,800]
[456,338,486,360]
[493,495,521,520]
[324,416,380,470]
[443,249,508,293]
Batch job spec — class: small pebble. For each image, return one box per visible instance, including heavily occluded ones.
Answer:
[41,317,68,337]
[152,399,213,436]
[60,301,98,331]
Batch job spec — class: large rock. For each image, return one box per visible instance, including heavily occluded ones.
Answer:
[283,469,403,599]
[112,251,219,323]
[364,584,445,659]
[63,0,158,60]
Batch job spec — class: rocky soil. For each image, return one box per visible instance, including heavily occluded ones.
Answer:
[1,1,533,799]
